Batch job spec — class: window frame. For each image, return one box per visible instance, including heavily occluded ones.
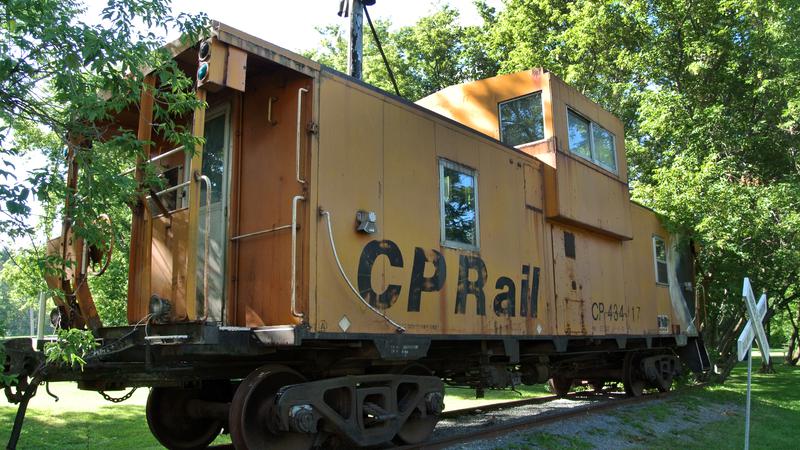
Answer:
[439,158,480,251]
[566,107,618,174]
[498,91,546,147]
[652,235,669,286]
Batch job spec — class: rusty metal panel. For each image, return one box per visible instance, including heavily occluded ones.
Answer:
[234,72,311,327]
[551,151,633,239]
[416,69,551,142]
[623,204,673,335]
[225,47,247,92]
[151,216,174,305]
[315,75,387,334]
[313,75,553,337]
[551,224,627,336]
[150,210,190,321]
[382,102,439,333]
[523,163,543,210]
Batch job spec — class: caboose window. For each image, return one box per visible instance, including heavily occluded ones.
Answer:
[653,236,669,285]
[440,159,479,250]
[498,92,545,146]
[567,108,618,173]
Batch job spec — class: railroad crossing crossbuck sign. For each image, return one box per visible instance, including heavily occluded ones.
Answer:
[737,278,770,364]
[736,277,769,450]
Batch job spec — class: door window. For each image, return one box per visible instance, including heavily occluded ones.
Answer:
[196,107,231,321]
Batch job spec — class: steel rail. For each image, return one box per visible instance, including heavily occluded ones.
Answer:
[400,384,708,450]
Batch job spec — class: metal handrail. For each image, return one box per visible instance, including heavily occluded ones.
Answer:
[121,145,185,176]
[231,224,294,241]
[290,195,305,319]
[296,88,308,184]
[198,175,212,321]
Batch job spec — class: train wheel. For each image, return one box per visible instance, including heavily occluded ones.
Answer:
[393,363,441,445]
[547,376,573,397]
[623,353,646,397]
[146,386,223,450]
[228,365,315,450]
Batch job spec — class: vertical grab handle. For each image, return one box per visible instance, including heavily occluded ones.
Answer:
[291,195,305,318]
[296,88,308,184]
[267,96,278,126]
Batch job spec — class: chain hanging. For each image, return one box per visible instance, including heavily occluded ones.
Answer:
[99,387,137,403]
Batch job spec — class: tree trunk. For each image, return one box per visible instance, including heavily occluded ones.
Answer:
[712,317,746,383]
[787,303,800,366]
[787,331,799,366]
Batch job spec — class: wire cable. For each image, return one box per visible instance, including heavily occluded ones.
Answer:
[320,209,405,333]
[363,4,402,97]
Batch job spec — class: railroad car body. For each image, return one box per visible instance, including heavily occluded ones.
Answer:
[3,22,709,449]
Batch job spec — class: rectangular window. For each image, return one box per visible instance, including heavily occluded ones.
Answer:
[440,159,479,249]
[567,109,592,159]
[499,92,545,147]
[653,236,668,285]
[567,108,617,173]
[592,124,616,170]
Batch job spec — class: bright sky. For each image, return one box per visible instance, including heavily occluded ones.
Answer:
[87,0,504,53]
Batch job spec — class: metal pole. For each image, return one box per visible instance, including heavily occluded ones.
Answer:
[347,0,364,79]
[745,347,752,450]
[36,291,46,342]
[28,307,34,337]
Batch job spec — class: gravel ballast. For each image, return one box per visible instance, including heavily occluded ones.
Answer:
[439,392,737,449]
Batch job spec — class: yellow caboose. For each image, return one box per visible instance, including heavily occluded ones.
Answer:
[5,22,708,450]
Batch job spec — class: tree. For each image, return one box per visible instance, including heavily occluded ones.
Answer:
[0,1,208,328]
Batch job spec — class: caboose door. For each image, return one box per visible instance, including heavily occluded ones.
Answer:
[551,224,589,335]
[231,72,311,327]
[195,104,232,322]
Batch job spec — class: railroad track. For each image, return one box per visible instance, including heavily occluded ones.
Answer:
[395,387,699,450]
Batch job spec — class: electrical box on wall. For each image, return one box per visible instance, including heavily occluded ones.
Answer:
[197,37,247,92]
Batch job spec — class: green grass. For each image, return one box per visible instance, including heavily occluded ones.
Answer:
[604,348,800,450]
[444,383,550,410]
[515,431,592,450]
[658,349,800,450]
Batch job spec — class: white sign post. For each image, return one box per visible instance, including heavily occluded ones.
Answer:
[736,277,770,450]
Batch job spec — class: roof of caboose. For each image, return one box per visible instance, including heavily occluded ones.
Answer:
[416,69,553,140]
[416,68,628,183]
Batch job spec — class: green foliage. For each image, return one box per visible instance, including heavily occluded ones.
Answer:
[0,1,207,328]
[44,328,98,370]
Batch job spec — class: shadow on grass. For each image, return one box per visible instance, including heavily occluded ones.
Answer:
[0,403,232,449]
[0,405,160,449]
